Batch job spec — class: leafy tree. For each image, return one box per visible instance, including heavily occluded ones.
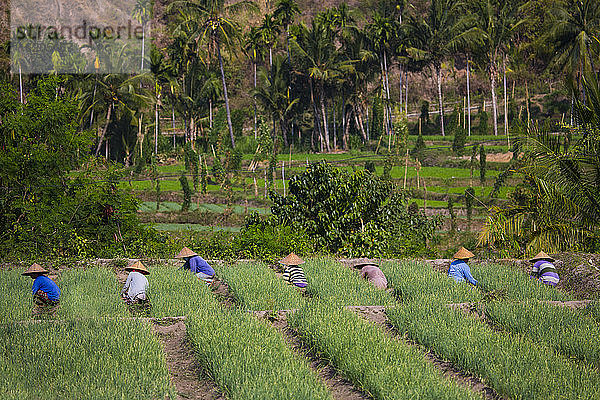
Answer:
[479,144,487,185]
[0,77,158,258]
[179,173,192,212]
[270,162,439,256]
[465,187,475,230]
[452,126,468,155]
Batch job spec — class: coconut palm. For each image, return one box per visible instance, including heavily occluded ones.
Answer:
[405,0,465,136]
[274,0,299,63]
[465,0,525,136]
[253,55,298,146]
[259,13,281,69]
[168,0,258,148]
[132,0,152,71]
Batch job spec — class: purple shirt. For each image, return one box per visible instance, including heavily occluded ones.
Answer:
[360,265,388,289]
[184,256,215,276]
[531,260,559,286]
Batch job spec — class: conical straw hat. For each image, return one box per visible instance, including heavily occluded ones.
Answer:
[453,247,475,260]
[125,261,150,275]
[175,247,197,258]
[351,258,380,268]
[529,251,555,263]
[22,263,49,276]
[279,253,305,265]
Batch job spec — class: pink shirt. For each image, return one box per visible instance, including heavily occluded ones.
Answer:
[360,265,388,289]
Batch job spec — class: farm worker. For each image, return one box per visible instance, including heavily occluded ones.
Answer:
[22,263,60,316]
[353,259,388,289]
[529,251,560,287]
[280,253,308,288]
[448,247,478,286]
[121,261,150,304]
[176,247,215,285]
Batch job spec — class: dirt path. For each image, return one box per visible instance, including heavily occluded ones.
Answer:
[257,311,371,400]
[210,277,235,308]
[153,321,225,400]
[349,306,505,400]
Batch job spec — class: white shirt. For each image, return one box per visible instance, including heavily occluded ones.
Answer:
[122,271,149,300]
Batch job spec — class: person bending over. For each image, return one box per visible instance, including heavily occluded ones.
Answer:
[176,246,215,285]
[448,247,478,286]
[22,263,60,316]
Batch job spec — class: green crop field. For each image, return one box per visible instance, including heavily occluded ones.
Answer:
[1,257,596,399]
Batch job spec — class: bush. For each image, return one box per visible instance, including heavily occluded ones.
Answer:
[270,162,440,256]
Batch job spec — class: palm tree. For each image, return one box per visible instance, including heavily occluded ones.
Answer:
[274,0,299,63]
[132,0,152,71]
[544,0,600,96]
[367,13,399,144]
[259,13,281,69]
[292,19,354,152]
[465,0,524,136]
[253,55,298,146]
[168,0,258,148]
[406,0,465,136]
[245,27,265,138]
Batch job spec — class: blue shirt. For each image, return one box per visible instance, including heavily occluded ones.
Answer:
[448,260,478,286]
[32,275,60,301]
[184,256,215,276]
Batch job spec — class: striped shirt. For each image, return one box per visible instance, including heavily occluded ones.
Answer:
[282,265,308,288]
[531,261,559,286]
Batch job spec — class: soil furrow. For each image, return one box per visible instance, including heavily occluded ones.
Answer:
[153,321,225,400]
[258,311,371,400]
[349,306,505,400]
[210,276,235,308]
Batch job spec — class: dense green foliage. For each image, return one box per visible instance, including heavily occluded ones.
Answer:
[270,162,439,256]
[0,77,163,259]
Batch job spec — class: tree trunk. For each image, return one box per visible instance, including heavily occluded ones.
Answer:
[332,102,337,150]
[155,94,160,155]
[95,102,112,156]
[253,61,257,139]
[141,25,145,71]
[489,62,499,136]
[436,65,445,136]
[343,108,351,150]
[466,56,471,136]
[209,98,213,129]
[19,64,23,104]
[217,39,236,148]
[354,105,367,142]
[503,55,509,142]
[320,87,330,152]
[172,104,176,147]
[309,78,323,151]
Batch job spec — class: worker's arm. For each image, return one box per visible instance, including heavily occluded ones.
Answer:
[530,263,539,278]
[462,264,478,286]
[121,274,132,295]
[31,278,41,296]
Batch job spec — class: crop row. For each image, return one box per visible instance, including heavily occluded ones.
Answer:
[484,300,600,368]
[0,319,174,399]
[289,303,481,400]
[216,260,482,399]
[213,261,306,311]
[186,308,332,400]
[386,297,600,400]
[302,258,394,307]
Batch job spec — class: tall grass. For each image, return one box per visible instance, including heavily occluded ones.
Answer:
[57,267,128,319]
[0,269,35,322]
[148,264,220,317]
[213,261,306,310]
[380,260,482,303]
[303,258,395,307]
[289,303,481,400]
[386,297,600,400]
[0,320,174,399]
[485,300,600,368]
[186,308,332,400]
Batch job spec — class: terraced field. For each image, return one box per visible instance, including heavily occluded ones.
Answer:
[2,258,597,399]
